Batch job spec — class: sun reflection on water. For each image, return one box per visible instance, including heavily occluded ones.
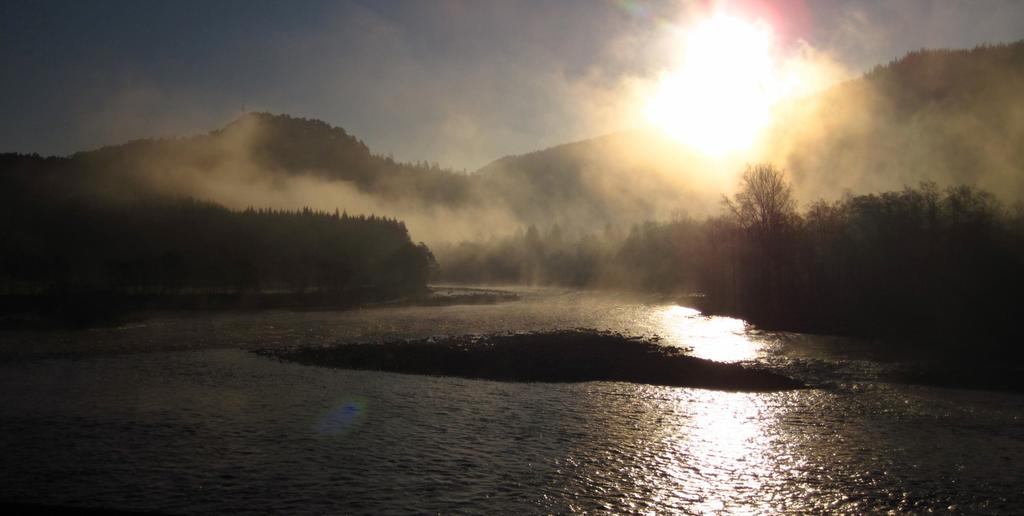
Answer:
[652,388,791,514]
[657,305,759,362]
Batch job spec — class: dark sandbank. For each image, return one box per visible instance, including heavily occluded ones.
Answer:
[257,329,806,392]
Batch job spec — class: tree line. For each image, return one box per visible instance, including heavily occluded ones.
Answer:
[437,164,1024,343]
[0,197,436,314]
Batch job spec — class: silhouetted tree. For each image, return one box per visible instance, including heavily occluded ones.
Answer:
[724,163,797,237]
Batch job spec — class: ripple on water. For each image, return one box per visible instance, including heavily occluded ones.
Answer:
[0,289,1022,513]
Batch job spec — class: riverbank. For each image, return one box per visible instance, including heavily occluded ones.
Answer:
[256,329,806,392]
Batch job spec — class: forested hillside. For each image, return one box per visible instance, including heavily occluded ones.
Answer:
[0,197,435,325]
[439,166,1024,344]
[3,43,1024,330]
[776,41,1024,200]
[5,43,1023,241]
[0,113,474,207]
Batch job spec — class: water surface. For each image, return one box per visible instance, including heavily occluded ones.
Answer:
[0,287,1021,513]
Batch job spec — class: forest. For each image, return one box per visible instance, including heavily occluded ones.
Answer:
[2,43,1023,243]
[437,164,1024,345]
[0,197,435,325]
[2,43,1023,337]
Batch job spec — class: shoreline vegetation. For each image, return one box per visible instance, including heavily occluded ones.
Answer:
[4,110,1023,348]
[0,199,439,328]
[438,166,1024,352]
[255,329,806,392]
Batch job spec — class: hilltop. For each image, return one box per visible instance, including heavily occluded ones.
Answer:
[3,42,1023,239]
[481,41,1024,212]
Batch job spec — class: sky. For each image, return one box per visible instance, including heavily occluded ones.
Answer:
[2,0,1023,170]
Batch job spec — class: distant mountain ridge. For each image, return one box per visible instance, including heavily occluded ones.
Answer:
[0,112,474,207]
[3,41,1023,240]
[481,40,1024,209]
[774,40,1024,199]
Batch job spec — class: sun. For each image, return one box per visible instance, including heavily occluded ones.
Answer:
[646,14,783,155]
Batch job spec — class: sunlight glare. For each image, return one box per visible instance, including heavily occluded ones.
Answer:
[660,390,779,513]
[659,305,757,362]
[646,14,786,155]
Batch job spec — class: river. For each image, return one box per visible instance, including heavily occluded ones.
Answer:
[0,287,1021,513]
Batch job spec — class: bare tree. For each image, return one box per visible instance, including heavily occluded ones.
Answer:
[724,163,797,236]
[720,164,798,317]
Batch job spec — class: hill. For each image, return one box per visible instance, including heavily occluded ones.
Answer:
[474,129,722,231]
[774,41,1024,200]
[477,41,1024,218]
[3,42,1023,243]
[0,113,473,208]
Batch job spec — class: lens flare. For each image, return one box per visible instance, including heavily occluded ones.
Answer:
[316,399,367,435]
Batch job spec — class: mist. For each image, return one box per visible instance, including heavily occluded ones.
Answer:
[6,1,1024,247]
[6,3,1024,514]
[5,1,1024,301]
[764,43,1024,204]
